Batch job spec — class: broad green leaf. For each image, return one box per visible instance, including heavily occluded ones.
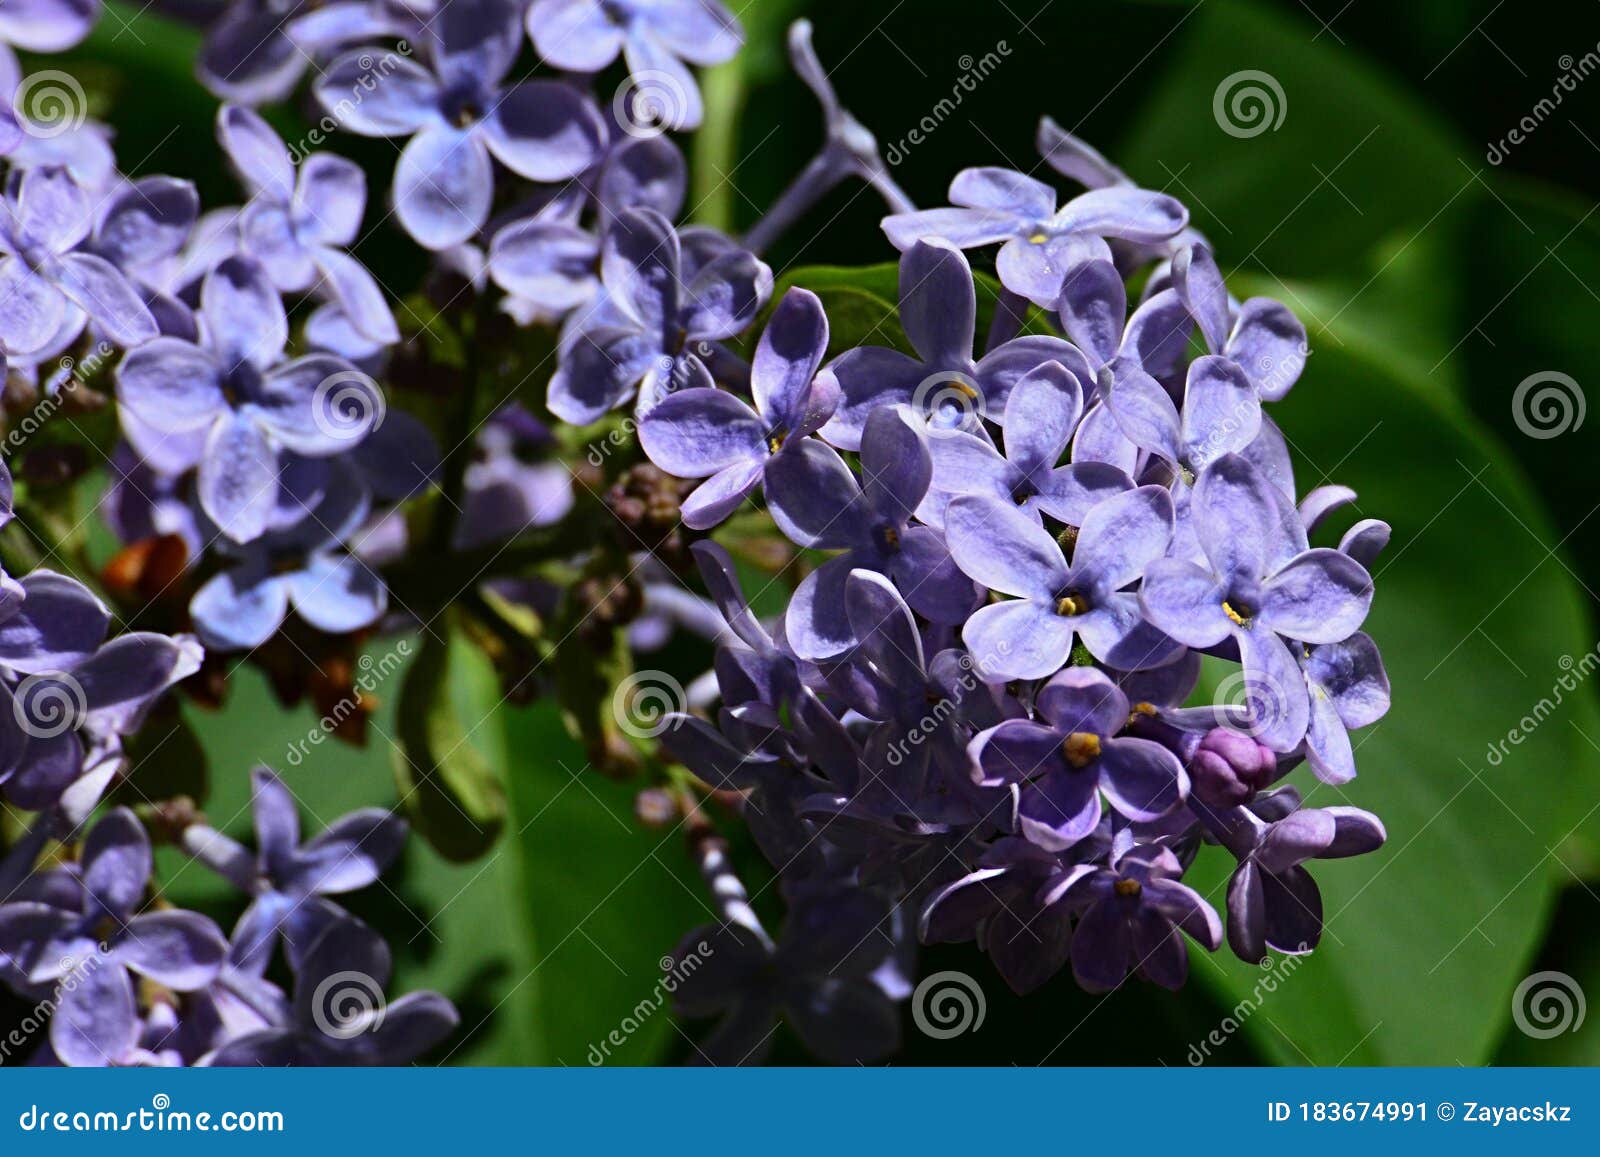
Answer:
[1452,178,1600,605]
[500,702,709,1065]
[1180,270,1600,1064]
[1119,0,1472,277]
[392,620,508,862]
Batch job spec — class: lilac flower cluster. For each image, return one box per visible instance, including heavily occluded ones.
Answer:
[645,151,1391,1061]
[0,0,1392,1068]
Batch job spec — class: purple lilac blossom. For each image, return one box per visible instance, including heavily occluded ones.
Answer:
[882,166,1188,309]
[114,255,381,543]
[549,207,771,423]
[217,105,399,343]
[183,766,408,974]
[527,0,741,132]
[315,0,607,249]
[0,166,157,353]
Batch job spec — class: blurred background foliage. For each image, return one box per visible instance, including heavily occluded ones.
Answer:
[17,0,1600,1065]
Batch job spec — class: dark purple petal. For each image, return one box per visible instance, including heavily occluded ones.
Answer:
[482,81,607,182]
[961,599,1075,682]
[1056,259,1125,367]
[1097,737,1184,821]
[1171,243,1230,353]
[52,963,137,1067]
[395,126,493,251]
[638,388,764,477]
[117,910,227,991]
[83,807,150,920]
[1227,298,1308,401]
[1054,186,1188,244]
[898,239,975,367]
[944,494,1067,600]
[1259,548,1373,644]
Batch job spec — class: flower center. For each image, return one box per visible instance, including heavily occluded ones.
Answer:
[1114,878,1142,898]
[1222,599,1253,628]
[767,431,787,455]
[1062,731,1101,768]
[874,524,901,553]
[1055,592,1089,616]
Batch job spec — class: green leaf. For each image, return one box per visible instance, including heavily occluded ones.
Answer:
[1180,270,1600,1065]
[391,621,508,863]
[1452,178,1600,607]
[1119,0,1472,277]
[500,702,709,1065]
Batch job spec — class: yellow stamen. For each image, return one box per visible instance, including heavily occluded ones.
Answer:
[1062,731,1102,768]
[1222,600,1250,627]
[1114,878,1142,898]
[1056,593,1089,617]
